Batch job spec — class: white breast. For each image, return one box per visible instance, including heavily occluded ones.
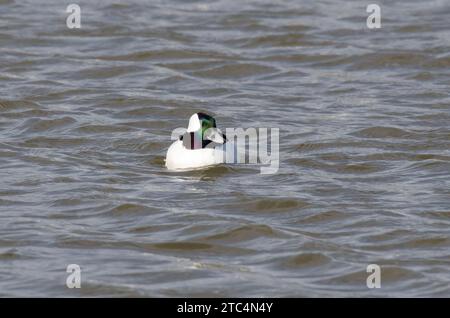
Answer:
[165,140,225,171]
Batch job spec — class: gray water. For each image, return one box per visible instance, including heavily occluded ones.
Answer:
[1,0,450,297]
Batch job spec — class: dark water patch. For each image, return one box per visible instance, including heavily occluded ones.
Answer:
[408,71,436,81]
[407,91,449,101]
[360,229,415,243]
[212,196,310,214]
[49,198,85,207]
[76,65,143,79]
[0,0,14,5]
[97,49,233,62]
[149,155,165,167]
[423,210,450,220]
[73,281,148,297]
[32,88,102,102]
[348,52,430,70]
[425,56,450,68]
[369,236,450,251]
[127,224,181,234]
[0,100,40,111]
[19,137,90,149]
[297,210,349,225]
[75,124,136,134]
[151,75,195,86]
[107,140,165,153]
[260,53,341,64]
[375,267,425,283]
[234,33,329,48]
[56,238,254,256]
[280,253,332,269]
[157,61,223,72]
[352,127,415,139]
[0,248,28,261]
[191,63,278,79]
[288,158,382,174]
[199,224,285,244]
[152,242,212,251]
[20,116,77,134]
[400,160,450,174]
[294,142,333,152]
[101,204,159,217]
[150,241,255,256]
[396,25,433,33]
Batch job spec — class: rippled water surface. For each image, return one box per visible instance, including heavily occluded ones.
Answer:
[1,0,450,297]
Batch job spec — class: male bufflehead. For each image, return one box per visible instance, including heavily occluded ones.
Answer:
[165,112,227,170]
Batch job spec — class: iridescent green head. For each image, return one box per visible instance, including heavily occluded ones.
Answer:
[181,112,226,149]
[187,112,215,134]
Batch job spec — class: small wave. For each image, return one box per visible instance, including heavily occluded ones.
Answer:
[75,124,135,134]
[214,196,309,213]
[191,63,278,79]
[233,33,318,48]
[298,210,349,224]
[200,224,284,243]
[21,116,77,134]
[0,99,39,111]
[20,137,89,149]
[76,66,142,79]
[348,52,429,70]
[0,248,28,260]
[281,253,332,269]
[352,127,413,139]
[97,49,232,62]
[102,203,158,217]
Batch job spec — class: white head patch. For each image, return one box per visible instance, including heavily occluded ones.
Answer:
[187,113,201,132]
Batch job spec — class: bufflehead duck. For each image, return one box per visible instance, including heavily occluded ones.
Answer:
[165,112,227,170]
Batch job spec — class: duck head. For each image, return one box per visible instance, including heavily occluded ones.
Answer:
[181,112,227,149]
